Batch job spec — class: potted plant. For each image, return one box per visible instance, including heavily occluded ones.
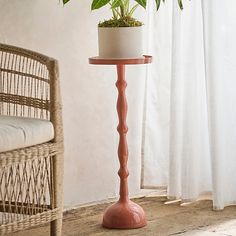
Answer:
[63,0,183,58]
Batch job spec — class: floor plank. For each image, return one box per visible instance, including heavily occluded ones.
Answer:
[11,196,236,236]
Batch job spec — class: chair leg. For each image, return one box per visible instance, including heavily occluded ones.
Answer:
[51,218,63,236]
[50,153,64,236]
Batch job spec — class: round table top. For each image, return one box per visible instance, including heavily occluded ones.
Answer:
[89,55,152,65]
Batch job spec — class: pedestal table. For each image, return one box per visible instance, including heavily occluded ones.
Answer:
[89,55,152,229]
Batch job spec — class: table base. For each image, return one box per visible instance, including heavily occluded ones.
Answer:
[102,200,147,229]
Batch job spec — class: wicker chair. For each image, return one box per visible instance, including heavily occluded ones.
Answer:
[0,43,64,235]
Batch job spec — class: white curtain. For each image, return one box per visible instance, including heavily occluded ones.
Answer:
[143,0,236,210]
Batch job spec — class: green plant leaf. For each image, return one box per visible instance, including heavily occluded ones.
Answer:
[178,0,183,10]
[92,0,111,10]
[155,0,166,11]
[63,0,70,4]
[155,0,161,11]
[134,0,146,9]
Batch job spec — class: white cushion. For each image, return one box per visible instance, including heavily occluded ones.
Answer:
[0,115,54,152]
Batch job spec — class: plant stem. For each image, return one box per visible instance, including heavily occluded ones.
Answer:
[109,2,118,19]
[120,5,125,17]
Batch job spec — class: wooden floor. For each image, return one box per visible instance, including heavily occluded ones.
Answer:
[12,196,236,236]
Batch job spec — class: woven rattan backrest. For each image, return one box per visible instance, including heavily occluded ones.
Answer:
[0,44,63,232]
[0,44,53,120]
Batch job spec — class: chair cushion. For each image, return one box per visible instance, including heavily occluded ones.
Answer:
[0,115,54,153]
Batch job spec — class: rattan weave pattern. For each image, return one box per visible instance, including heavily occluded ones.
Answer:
[0,207,61,234]
[0,43,64,236]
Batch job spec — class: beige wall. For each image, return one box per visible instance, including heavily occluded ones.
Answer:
[0,0,148,208]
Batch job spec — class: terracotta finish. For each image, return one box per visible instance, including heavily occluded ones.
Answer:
[89,55,152,65]
[89,56,152,229]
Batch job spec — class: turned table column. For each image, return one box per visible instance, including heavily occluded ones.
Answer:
[89,56,152,229]
[116,64,129,203]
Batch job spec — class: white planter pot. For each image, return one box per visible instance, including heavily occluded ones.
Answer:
[98,26,143,59]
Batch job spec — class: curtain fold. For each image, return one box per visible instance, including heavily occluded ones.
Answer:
[141,0,172,188]
[201,0,236,209]
[143,0,236,209]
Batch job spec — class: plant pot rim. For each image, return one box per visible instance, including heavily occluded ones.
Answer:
[98,26,143,28]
